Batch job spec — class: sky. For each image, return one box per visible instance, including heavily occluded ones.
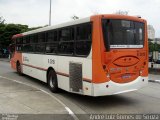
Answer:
[0,0,160,37]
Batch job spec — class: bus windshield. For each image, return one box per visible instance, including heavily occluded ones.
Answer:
[103,19,145,49]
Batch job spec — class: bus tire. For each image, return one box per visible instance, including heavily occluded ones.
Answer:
[47,69,59,93]
[16,62,23,75]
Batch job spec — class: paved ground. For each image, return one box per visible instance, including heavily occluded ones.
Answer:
[0,59,75,120]
[1,59,160,120]
[0,77,68,114]
[0,58,10,62]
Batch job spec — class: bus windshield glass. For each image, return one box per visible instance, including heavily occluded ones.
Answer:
[103,19,145,49]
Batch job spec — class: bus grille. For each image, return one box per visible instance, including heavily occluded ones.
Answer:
[69,62,83,93]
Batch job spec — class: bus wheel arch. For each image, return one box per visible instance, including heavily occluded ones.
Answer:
[16,61,22,75]
[47,67,59,93]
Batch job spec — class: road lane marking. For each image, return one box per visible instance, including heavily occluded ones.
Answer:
[0,76,79,120]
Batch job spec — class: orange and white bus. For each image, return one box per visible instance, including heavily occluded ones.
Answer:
[11,14,148,96]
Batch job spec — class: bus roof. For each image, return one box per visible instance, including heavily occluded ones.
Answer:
[12,14,145,39]
[12,34,23,40]
[23,17,90,36]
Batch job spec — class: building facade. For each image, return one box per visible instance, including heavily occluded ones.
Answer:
[148,25,155,40]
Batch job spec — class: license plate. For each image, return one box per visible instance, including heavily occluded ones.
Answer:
[122,74,131,79]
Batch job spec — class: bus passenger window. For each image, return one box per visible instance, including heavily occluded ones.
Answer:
[58,27,74,55]
[46,31,54,43]
[16,38,23,52]
[23,37,27,44]
[58,42,74,55]
[46,31,58,43]
[16,45,22,51]
[75,23,92,56]
[23,44,34,53]
[46,43,58,54]
[30,35,38,43]
[59,28,74,41]
[38,32,45,43]
[35,44,45,53]
[26,36,30,43]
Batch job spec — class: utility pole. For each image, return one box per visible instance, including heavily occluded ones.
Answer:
[49,0,52,26]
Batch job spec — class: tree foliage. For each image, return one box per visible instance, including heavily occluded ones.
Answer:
[0,24,29,47]
[149,41,160,52]
[0,17,42,48]
[149,42,154,52]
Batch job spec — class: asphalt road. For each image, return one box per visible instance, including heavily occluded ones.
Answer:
[0,61,160,119]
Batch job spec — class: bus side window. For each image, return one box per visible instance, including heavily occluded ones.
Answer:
[22,35,30,53]
[26,36,30,43]
[75,23,92,56]
[16,37,23,52]
[38,32,45,43]
[33,33,45,53]
[46,30,58,54]
[46,31,54,43]
[35,44,45,53]
[30,34,38,44]
[46,43,58,54]
[58,27,74,55]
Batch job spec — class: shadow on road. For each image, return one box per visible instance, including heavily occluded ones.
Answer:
[9,72,140,114]
[59,91,137,106]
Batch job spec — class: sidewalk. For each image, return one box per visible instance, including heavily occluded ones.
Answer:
[0,76,71,120]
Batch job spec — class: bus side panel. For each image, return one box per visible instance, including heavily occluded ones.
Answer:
[22,53,58,83]
[11,52,22,70]
[57,56,92,95]
[142,20,149,77]
[91,16,108,84]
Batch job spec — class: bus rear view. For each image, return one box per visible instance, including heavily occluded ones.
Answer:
[91,15,148,96]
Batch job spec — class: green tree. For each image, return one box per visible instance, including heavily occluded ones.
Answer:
[17,24,29,33]
[28,26,42,31]
[149,41,154,52]
[0,21,6,48]
[0,23,29,48]
[0,16,45,48]
[149,41,160,52]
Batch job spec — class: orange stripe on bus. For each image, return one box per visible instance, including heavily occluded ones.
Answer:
[56,72,69,77]
[83,78,92,83]
[21,64,92,82]
[22,63,47,71]
[56,72,92,83]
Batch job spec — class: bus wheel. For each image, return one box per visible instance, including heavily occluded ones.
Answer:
[17,62,22,75]
[48,70,59,93]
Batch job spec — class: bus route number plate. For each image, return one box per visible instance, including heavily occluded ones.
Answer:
[48,59,55,64]
[122,74,131,79]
